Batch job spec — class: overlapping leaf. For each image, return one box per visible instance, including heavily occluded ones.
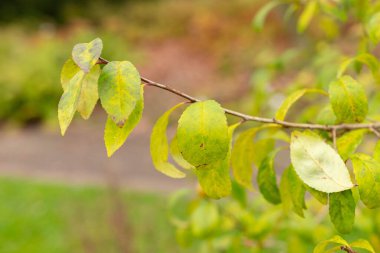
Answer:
[104,87,144,157]
[337,129,366,161]
[150,103,186,178]
[280,166,306,217]
[351,153,380,209]
[98,61,141,126]
[290,131,354,193]
[329,190,356,234]
[72,38,103,73]
[329,75,368,123]
[177,100,229,167]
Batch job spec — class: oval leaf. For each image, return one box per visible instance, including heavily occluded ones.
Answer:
[190,200,219,237]
[58,71,85,136]
[297,0,318,33]
[72,38,103,73]
[196,123,240,199]
[257,148,282,204]
[150,103,186,178]
[329,75,368,123]
[61,58,80,91]
[104,87,144,157]
[351,153,380,209]
[350,239,376,253]
[314,235,349,253]
[290,131,354,193]
[177,100,229,167]
[99,61,141,126]
[170,135,194,170]
[77,65,101,119]
[329,190,356,234]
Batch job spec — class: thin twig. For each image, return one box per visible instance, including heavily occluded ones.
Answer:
[332,127,337,149]
[97,57,380,131]
[370,127,380,138]
[340,245,357,253]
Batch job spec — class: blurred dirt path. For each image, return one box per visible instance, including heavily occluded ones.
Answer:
[0,118,194,192]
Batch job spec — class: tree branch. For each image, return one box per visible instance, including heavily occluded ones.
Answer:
[97,57,380,131]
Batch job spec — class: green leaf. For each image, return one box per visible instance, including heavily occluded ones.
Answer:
[288,165,306,217]
[297,0,318,33]
[150,103,186,178]
[190,200,219,237]
[366,12,380,44]
[337,54,380,83]
[170,135,194,170]
[58,71,85,136]
[252,1,281,32]
[373,140,380,163]
[177,100,229,167]
[72,38,103,73]
[257,148,282,204]
[313,235,349,253]
[306,185,328,205]
[196,123,240,199]
[329,75,368,123]
[350,239,375,253]
[290,131,354,193]
[275,88,327,121]
[316,105,336,125]
[337,129,366,161]
[61,58,81,90]
[280,167,293,214]
[329,190,356,234]
[252,139,275,168]
[104,87,144,157]
[77,64,101,119]
[98,61,141,126]
[351,153,380,209]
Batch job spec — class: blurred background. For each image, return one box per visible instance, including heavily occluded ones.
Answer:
[0,0,380,252]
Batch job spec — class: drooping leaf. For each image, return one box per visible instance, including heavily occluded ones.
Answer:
[58,71,85,136]
[337,54,380,83]
[252,1,281,32]
[350,239,376,253]
[150,103,186,178]
[190,200,219,237]
[61,58,81,90]
[257,148,282,204]
[329,190,356,234]
[316,105,336,125]
[275,88,327,121]
[104,87,144,157]
[337,129,366,161]
[306,185,328,205]
[290,131,354,193]
[351,153,380,209]
[98,61,141,126]
[77,64,101,119]
[297,0,318,33]
[196,123,240,199]
[72,38,103,73]
[231,125,278,190]
[177,100,229,168]
[170,135,194,170]
[288,165,306,217]
[313,235,349,253]
[252,139,275,168]
[329,75,368,123]
[280,167,293,214]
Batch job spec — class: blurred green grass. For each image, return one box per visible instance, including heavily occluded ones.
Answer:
[0,177,183,253]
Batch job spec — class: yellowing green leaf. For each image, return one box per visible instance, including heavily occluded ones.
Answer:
[196,123,240,199]
[77,64,101,119]
[104,87,144,157]
[280,167,293,214]
[297,0,318,33]
[329,190,356,234]
[252,139,275,168]
[58,71,85,136]
[99,61,141,126]
[72,38,103,73]
[150,103,186,178]
[373,140,380,163]
[329,75,368,123]
[337,54,380,83]
[350,239,376,253]
[170,135,194,170]
[313,235,349,253]
[61,58,80,90]
[275,88,327,121]
[290,131,354,193]
[257,148,282,204]
[288,165,306,217]
[337,129,366,161]
[306,185,328,205]
[351,153,380,209]
[177,100,229,167]
[366,12,380,44]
